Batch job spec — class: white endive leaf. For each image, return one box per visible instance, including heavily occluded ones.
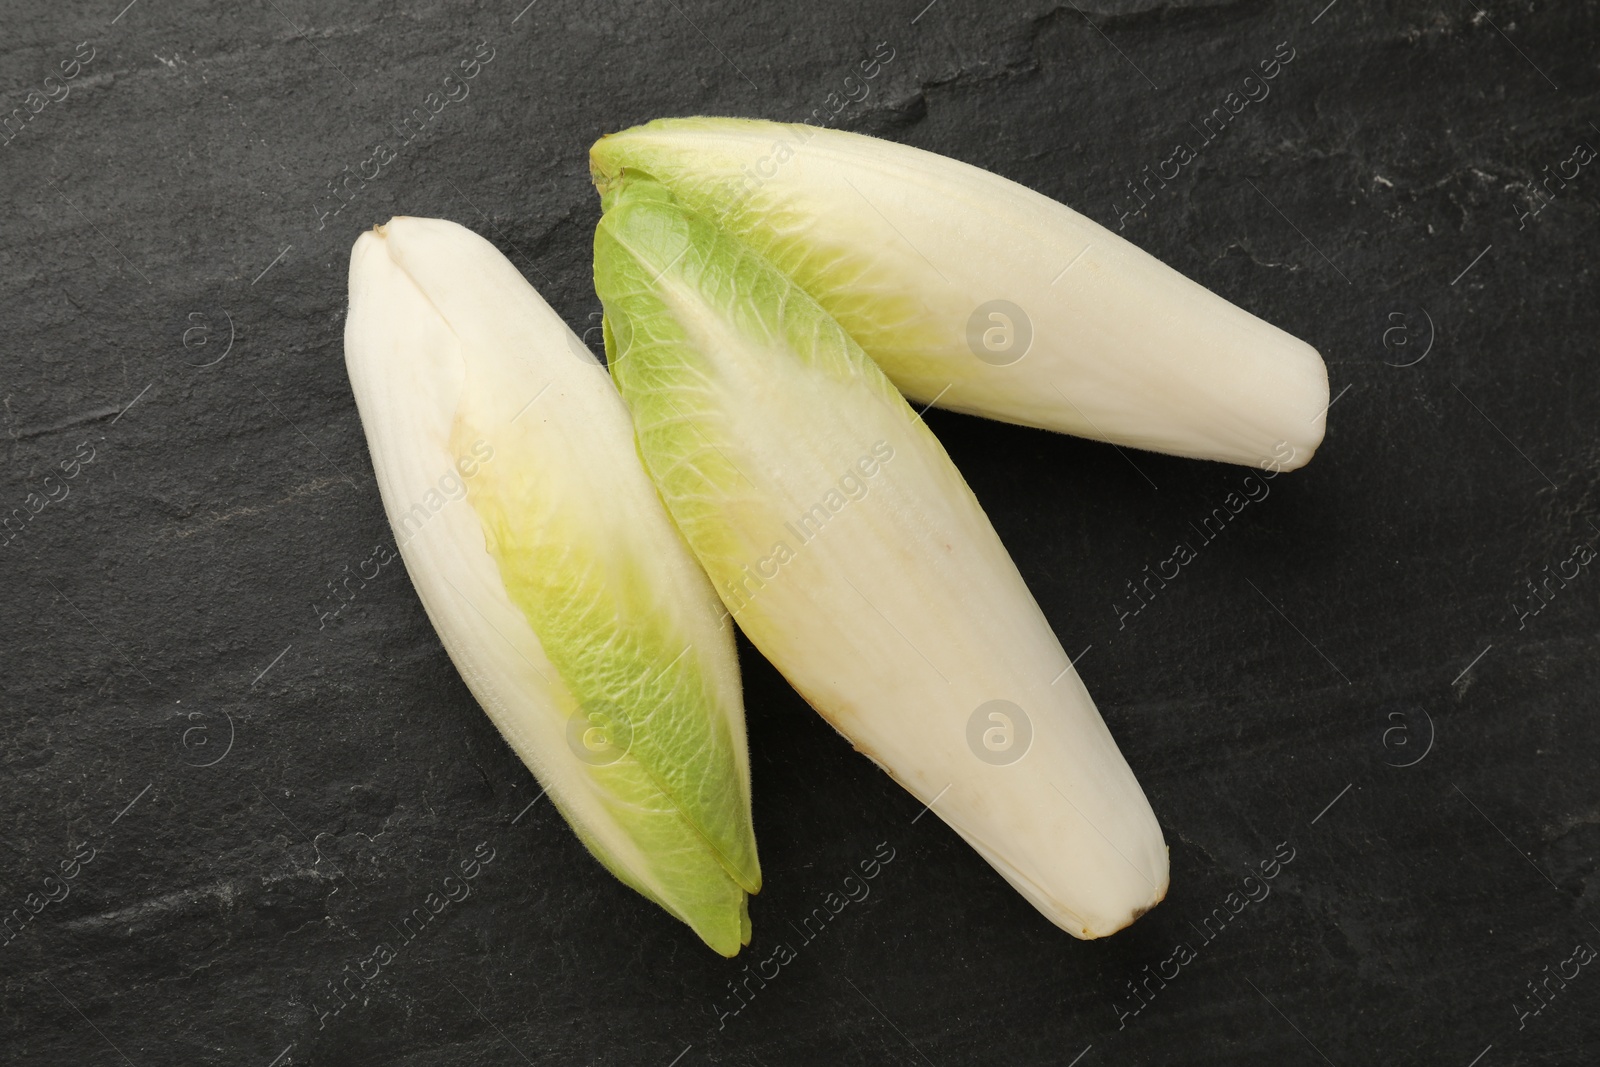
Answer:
[345,216,759,956]
[591,116,1329,471]
[595,182,1168,938]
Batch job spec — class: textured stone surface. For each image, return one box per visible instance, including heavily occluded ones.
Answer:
[2,1,1597,1064]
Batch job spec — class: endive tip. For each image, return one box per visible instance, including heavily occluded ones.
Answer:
[589,153,630,208]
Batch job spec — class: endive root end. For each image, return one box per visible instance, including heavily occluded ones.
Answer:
[1084,855,1169,939]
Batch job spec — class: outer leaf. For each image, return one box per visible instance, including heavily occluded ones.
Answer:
[591,116,1328,471]
[345,216,758,955]
[595,183,1168,938]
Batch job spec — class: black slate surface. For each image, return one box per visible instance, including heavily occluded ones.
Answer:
[3,1,1598,1064]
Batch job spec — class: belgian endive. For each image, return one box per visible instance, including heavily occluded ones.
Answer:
[345,216,760,955]
[591,116,1329,471]
[595,181,1168,937]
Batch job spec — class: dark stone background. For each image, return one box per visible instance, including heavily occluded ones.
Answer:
[2,0,1597,1064]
